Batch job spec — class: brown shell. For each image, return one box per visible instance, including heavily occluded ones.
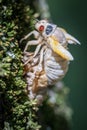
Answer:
[23,52,48,96]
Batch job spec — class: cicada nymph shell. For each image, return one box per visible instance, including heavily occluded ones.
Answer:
[23,50,48,101]
[23,45,69,102]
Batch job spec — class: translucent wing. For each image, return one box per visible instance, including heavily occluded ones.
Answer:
[47,36,74,61]
[59,28,81,44]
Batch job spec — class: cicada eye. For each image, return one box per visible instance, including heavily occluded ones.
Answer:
[39,25,44,32]
[46,25,53,35]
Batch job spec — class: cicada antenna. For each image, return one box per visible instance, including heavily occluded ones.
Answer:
[35,19,39,22]
[32,18,39,25]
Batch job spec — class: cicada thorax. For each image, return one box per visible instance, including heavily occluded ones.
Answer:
[52,27,67,46]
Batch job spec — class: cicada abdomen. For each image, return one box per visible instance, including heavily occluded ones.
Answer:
[44,48,69,85]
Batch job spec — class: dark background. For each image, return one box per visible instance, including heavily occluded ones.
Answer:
[47,0,87,130]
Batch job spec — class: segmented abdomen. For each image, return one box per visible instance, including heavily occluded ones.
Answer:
[23,47,69,100]
[44,48,69,85]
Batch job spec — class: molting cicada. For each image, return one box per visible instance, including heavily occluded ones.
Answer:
[21,20,80,101]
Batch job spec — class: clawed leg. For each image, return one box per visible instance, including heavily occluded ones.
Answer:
[24,44,42,65]
[23,38,43,65]
[24,36,43,53]
[37,46,46,71]
[20,30,43,53]
[21,30,45,67]
[33,44,42,57]
[20,30,40,43]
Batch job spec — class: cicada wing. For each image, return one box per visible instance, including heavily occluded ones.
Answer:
[59,27,80,45]
[48,37,74,61]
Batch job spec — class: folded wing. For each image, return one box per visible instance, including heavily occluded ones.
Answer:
[47,36,74,61]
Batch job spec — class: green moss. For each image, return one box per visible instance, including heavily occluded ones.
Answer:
[0,0,40,130]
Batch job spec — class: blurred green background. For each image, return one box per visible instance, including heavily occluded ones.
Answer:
[47,0,87,130]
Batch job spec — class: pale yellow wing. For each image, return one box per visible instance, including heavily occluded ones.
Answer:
[47,36,74,61]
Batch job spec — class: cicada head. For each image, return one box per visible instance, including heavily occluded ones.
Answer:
[35,20,47,32]
[35,20,57,38]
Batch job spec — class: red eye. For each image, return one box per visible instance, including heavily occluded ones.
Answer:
[39,25,44,31]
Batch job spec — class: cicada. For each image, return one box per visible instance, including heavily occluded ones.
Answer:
[21,20,80,100]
